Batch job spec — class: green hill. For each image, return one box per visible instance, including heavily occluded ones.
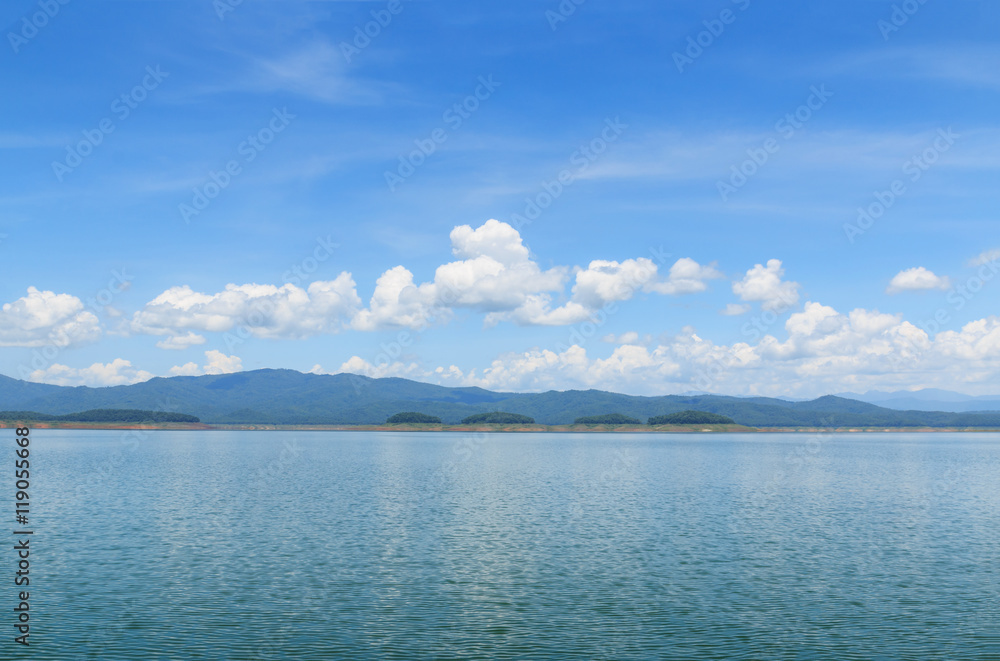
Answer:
[386,412,442,424]
[648,410,735,425]
[461,412,535,424]
[574,413,642,425]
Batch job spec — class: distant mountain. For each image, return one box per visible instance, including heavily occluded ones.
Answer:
[3,369,1000,427]
[837,388,1000,412]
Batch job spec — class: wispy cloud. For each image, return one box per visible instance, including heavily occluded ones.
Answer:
[219,41,401,105]
[822,45,1000,89]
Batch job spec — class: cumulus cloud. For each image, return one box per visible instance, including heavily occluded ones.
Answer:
[133,274,361,339]
[354,219,568,330]
[312,356,426,380]
[886,267,951,294]
[352,221,725,329]
[350,266,441,331]
[168,350,243,376]
[28,358,153,387]
[732,259,800,312]
[0,287,101,348]
[418,304,1000,398]
[645,257,724,296]
[128,221,725,337]
[491,255,722,327]
[568,256,722,309]
[156,332,207,350]
[569,258,660,309]
[433,339,705,394]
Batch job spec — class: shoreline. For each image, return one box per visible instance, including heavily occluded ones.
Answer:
[4,422,1000,433]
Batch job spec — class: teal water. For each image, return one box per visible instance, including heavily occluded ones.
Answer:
[13,430,1000,659]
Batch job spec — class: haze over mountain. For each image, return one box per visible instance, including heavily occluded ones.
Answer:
[837,389,1000,413]
[4,369,1000,428]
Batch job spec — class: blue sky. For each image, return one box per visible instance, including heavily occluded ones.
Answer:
[1,0,998,397]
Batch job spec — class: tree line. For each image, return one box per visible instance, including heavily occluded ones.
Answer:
[385,410,734,425]
[0,409,200,423]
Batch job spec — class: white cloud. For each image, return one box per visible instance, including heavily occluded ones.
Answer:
[493,255,722,327]
[486,295,592,327]
[419,304,1000,398]
[169,350,243,377]
[350,266,440,331]
[129,221,725,336]
[156,332,207,350]
[434,341,692,394]
[309,357,425,381]
[450,219,530,264]
[0,287,101,348]
[569,258,659,309]
[886,267,951,294]
[353,219,568,330]
[28,359,153,387]
[569,256,722,309]
[968,249,1000,267]
[168,362,202,377]
[646,257,724,296]
[732,259,800,312]
[934,317,1000,361]
[432,220,567,312]
[133,274,361,339]
[329,356,425,380]
[721,303,751,316]
[602,331,643,344]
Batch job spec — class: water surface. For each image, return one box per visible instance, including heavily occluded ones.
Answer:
[17,431,1000,659]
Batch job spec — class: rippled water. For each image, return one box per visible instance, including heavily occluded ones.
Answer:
[15,431,1000,659]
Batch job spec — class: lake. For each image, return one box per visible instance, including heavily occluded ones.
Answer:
[17,430,1000,659]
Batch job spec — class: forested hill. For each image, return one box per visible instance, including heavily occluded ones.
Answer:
[0,409,199,423]
[2,369,1000,427]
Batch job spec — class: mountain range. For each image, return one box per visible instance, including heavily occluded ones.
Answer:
[835,389,1000,413]
[3,369,1000,427]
